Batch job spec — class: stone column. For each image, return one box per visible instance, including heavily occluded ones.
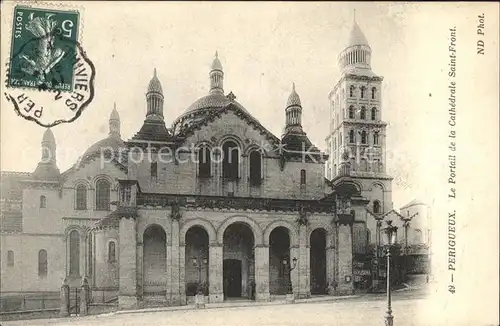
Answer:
[60,278,70,316]
[254,245,270,302]
[118,217,137,309]
[170,220,181,305]
[297,225,310,299]
[136,242,144,301]
[290,246,300,297]
[179,244,187,305]
[208,244,223,303]
[336,222,354,295]
[79,277,89,316]
[326,226,336,295]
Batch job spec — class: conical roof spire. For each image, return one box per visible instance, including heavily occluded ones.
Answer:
[211,51,223,71]
[109,104,121,137]
[147,68,163,94]
[209,51,224,94]
[42,128,55,144]
[286,82,302,108]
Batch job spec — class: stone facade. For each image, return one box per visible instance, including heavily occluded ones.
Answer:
[0,18,401,308]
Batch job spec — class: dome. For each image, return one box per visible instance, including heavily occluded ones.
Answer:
[81,136,124,160]
[286,83,302,108]
[172,92,252,132]
[42,128,55,143]
[185,93,231,115]
[147,68,163,94]
[211,51,223,71]
[347,21,369,48]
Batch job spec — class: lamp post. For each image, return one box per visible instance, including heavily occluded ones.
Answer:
[283,257,298,295]
[383,220,398,326]
[402,211,418,282]
[192,256,208,294]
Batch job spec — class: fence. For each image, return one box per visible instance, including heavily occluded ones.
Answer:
[0,293,59,313]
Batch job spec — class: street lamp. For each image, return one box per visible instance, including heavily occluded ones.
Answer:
[283,257,298,294]
[383,220,398,326]
[192,256,208,294]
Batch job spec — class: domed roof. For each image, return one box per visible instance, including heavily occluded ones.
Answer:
[42,128,55,143]
[347,21,369,48]
[147,68,163,94]
[185,93,231,115]
[81,136,124,160]
[286,83,302,108]
[211,51,223,71]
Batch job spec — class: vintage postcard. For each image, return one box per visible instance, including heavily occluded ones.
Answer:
[0,2,498,326]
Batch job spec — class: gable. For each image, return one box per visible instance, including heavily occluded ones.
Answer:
[62,155,127,188]
[181,104,281,156]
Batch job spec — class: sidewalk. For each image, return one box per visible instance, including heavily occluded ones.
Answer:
[114,295,360,316]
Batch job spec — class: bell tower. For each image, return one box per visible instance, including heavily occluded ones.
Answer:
[325,14,393,214]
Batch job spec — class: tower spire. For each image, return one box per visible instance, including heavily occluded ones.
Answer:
[110,104,121,137]
[32,128,60,180]
[210,51,224,94]
[284,83,303,133]
[146,68,164,120]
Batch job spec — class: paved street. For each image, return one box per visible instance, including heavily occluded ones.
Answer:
[2,291,435,326]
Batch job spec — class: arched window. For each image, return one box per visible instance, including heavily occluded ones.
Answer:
[360,86,366,99]
[366,229,372,244]
[373,200,381,214]
[373,132,379,145]
[198,147,211,178]
[249,151,262,186]
[38,249,47,277]
[371,107,377,120]
[349,130,355,143]
[300,169,306,185]
[371,87,376,99]
[96,179,110,211]
[69,230,80,276]
[349,85,355,97]
[222,141,239,181]
[349,106,355,119]
[76,184,87,210]
[361,131,367,144]
[108,241,116,262]
[7,250,14,266]
[360,107,366,120]
[151,161,158,179]
[40,195,46,208]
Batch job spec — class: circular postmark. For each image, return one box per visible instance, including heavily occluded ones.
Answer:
[4,6,95,127]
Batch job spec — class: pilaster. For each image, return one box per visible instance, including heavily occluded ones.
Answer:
[297,225,310,299]
[336,222,354,295]
[208,243,224,303]
[254,245,270,302]
[179,244,187,305]
[118,217,137,309]
[170,219,181,305]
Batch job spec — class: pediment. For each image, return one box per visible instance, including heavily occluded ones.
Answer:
[180,103,281,155]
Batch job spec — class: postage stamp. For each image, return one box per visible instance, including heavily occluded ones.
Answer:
[4,4,95,127]
[8,6,80,92]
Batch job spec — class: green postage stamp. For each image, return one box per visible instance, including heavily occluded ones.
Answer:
[4,3,95,127]
[8,6,80,92]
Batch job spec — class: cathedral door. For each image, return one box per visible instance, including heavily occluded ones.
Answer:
[223,259,242,298]
[143,225,167,295]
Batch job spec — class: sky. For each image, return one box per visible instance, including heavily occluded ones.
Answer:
[0,2,497,210]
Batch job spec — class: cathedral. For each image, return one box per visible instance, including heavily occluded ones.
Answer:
[1,19,430,311]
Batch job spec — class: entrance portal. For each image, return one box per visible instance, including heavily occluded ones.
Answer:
[223,259,242,298]
[310,228,327,295]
